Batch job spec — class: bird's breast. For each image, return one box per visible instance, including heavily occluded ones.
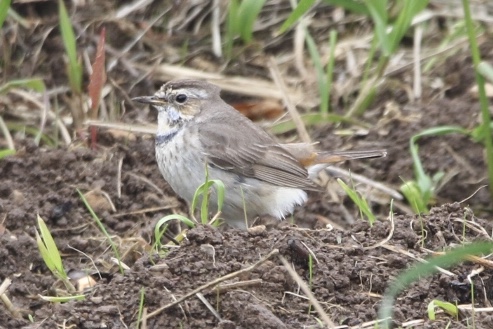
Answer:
[155,127,207,202]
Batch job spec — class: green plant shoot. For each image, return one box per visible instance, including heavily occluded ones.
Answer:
[191,165,225,225]
[338,178,376,225]
[58,0,82,94]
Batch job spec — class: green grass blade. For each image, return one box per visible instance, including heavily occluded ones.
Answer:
[0,78,46,94]
[388,0,429,54]
[153,214,195,250]
[58,0,77,67]
[410,126,468,196]
[427,300,458,320]
[337,178,376,225]
[305,31,328,114]
[0,0,12,29]
[210,179,225,212]
[278,0,316,34]
[191,184,204,217]
[0,149,15,159]
[364,0,390,56]
[478,61,493,83]
[325,29,337,114]
[400,180,429,214]
[4,123,56,147]
[35,229,57,274]
[237,0,267,43]
[378,242,493,328]
[36,215,66,278]
[58,0,82,93]
[225,0,239,58]
[462,0,493,202]
[136,288,145,328]
[39,295,86,302]
[200,181,213,224]
[324,0,370,15]
[77,189,123,274]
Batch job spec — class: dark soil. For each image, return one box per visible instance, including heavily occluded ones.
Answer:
[1,1,493,329]
[1,136,492,328]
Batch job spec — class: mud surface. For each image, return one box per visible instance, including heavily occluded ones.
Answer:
[0,136,492,328]
[1,1,493,328]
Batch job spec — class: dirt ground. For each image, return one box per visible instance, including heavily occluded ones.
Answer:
[1,1,493,329]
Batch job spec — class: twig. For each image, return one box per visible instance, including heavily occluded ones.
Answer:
[211,0,222,58]
[112,205,181,218]
[0,278,11,297]
[278,255,335,328]
[381,245,454,276]
[0,116,15,150]
[117,156,123,199]
[269,57,311,143]
[125,172,167,198]
[143,63,312,106]
[413,24,423,100]
[0,278,21,318]
[85,120,155,135]
[143,249,279,320]
[213,279,263,293]
[196,292,222,321]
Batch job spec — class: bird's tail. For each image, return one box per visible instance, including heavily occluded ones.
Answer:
[302,149,386,179]
[312,149,387,164]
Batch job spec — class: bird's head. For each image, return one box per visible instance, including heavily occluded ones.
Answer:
[132,79,221,127]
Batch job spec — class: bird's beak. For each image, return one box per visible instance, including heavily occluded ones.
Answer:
[131,96,165,106]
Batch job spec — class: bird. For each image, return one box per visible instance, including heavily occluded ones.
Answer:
[132,79,386,229]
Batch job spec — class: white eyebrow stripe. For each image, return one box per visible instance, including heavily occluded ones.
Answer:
[175,88,209,99]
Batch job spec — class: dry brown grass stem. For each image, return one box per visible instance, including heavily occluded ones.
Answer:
[269,57,311,143]
[278,255,335,328]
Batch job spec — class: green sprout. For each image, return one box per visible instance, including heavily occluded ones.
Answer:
[191,165,225,226]
[427,300,458,321]
[58,0,82,94]
[401,126,468,214]
[338,178,376,226]
[35,215,76,293]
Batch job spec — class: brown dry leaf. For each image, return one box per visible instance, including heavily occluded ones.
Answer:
[231,99,284,121]
[83,189,115,213]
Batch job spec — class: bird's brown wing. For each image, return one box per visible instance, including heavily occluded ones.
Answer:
[198,121,319,191]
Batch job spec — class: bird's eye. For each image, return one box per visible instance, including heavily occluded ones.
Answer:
[175,94,187,104]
